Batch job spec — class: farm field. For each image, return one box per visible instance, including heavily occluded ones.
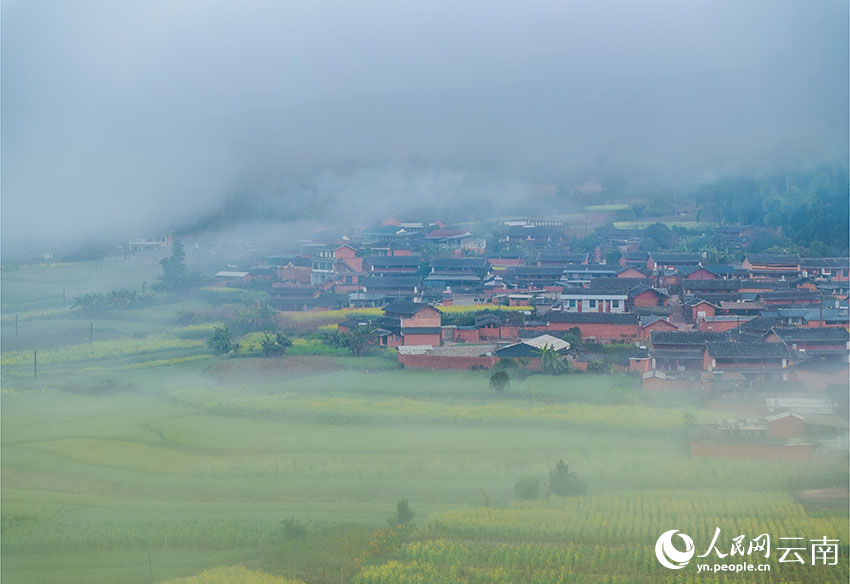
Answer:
[1,259,847,583]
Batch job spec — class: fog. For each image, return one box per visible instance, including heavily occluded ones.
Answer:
[2,0,847,249]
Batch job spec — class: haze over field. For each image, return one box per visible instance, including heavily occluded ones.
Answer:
[3,0,848,247]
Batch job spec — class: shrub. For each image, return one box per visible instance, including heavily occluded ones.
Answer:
[548,460,587,496]
[514,476,541,500]
[280,515,308,539]
[489,371,510,393]
[391,499,415,527]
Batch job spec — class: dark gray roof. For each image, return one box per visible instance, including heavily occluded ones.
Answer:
[739,317,782,333]
[431,257,488,269]
[801,258,849,269]
[683,280,740,291]
[706,342,789,359]
[628,284,670,298]
[401,327,442,334]
[560,288,629,297]
[588,278,650,291]
[367,255,423,267]
[758,291,821,301]
[539,253,589,264]
[510,266,566,276]
[651,331,730,345]
[771,327,849,342]
[746,254,801,265]
[649,252,702,264]
[562,263,620,273]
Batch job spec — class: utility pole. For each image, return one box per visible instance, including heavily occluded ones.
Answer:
[90,322,94,345]
[33,349,37,378]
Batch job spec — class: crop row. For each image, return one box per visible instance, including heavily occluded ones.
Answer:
[0,335,205,366]
[162,565,305,584]
[168,389,693,432]
[429,492,848,545]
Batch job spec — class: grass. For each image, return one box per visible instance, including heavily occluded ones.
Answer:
[583,203,630,212]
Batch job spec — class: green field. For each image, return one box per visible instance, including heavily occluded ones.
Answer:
[1,260,847,583]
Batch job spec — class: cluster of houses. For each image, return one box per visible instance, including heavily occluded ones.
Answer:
[209,216,849,381]
[204,217,850,462]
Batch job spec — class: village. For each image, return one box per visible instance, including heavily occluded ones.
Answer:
[191,215,850,463]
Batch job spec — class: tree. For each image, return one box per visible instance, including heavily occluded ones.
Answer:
[538,344,568,374]
[489,371,510,393]
[548,460,587,496]
[155,240,200,291]
[605,249,622,265]
[346,325,375,357]
[644,223,676,250]
[207,324,235,354]
[261,333,292,357]
[235,301,277,333]
[514,476,541,500]
[390,498,415,527]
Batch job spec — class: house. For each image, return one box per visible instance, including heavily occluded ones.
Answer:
[487,253,525,268]
[638,316,678,339]
[538,253,589,267]
[760,307,849,328]
[267,255,313,284]
[767,327,849,358]
[347,292,387,308]
[248,265,277,281]
[364,255,422,276]
[310,244,364,286]
[620,252,650,268]
[678,265,717,280]
[704,342,790,380]
[629,284,669,308]
[617,266,650,279]
[558,289,628,313]
[361,275,421,300]
[396,344,499,370]
[425,257,488,291]
[742,254,801,278]
[425,229,485,253]
[682,279,740,294]
[561,263,621,283]
[697,315,757,333]
[213,271,250,286]
[757,290,822,306]
[377,302,443,347]
[269,286,323,310]
[489,334,570,369]
[503,225,565,247]
[526,311,639,341]
[509,266,566,287]
[800,258,849,281]
[647,252,702,270]
[764,393,838,415]
[686,298,718,321]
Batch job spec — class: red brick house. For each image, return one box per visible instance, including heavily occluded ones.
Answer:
[629,285,670,308]
[377,302,443,347]
[742,254,801,278]
[638,316,678,339]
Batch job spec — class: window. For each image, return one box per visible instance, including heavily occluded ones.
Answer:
[612,300,620,308]
[589,300,597,308]
[569,299,576,308]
